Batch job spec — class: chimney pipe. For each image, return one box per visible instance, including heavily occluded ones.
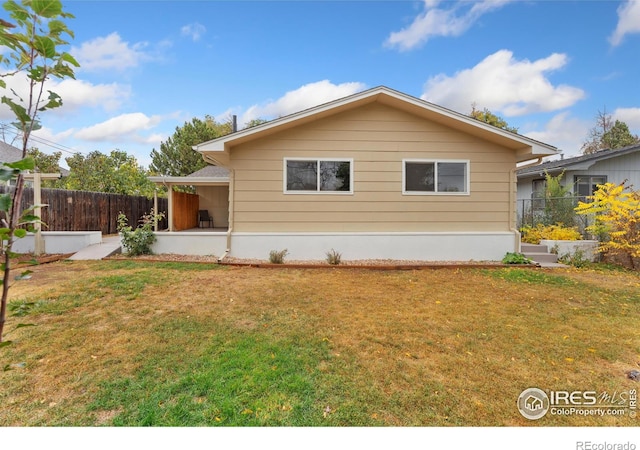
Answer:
[232,115,237,133]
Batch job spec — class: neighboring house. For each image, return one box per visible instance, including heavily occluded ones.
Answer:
[517,143,640,202]
[151,86,558,261]
[0,140,24,163]
[0,140,69,182]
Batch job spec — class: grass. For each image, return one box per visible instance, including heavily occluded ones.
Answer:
[1,261,639,426]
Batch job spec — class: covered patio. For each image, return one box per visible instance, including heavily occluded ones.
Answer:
[149,166,230,257]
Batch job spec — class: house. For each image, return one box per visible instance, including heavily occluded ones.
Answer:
[517,143,640,200]
[151,86,558,261]
[516,143,640,225]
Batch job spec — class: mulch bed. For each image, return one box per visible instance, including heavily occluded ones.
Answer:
[107,253,539,270]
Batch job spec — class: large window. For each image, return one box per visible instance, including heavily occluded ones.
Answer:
[574,175,606,199]
[284,158,353,194]
[403,160,469,194]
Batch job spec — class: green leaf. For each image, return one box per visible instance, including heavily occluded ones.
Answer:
[31,0,63,18]
[0,193,12,211]
[0,341,13,349]
[1,97,30,124]
[33,35,56,58]
[0,167,17,182]
[14,228,27,238]
[6,157,35,171]
[20,214,40,223]
[60,52,80,68]
[15,323,35,329]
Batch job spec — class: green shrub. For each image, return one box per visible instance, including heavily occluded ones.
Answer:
[269,249,288,264]
[520,223,582,244]
[502,252,533,265]
[325,249,342,265]
[558,248,590,268]
[117,210,164,256]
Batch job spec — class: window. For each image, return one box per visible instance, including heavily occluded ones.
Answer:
[574,175,606,199]
[403,160,469,194]
[531,178,546,210]
[284,158,352,194]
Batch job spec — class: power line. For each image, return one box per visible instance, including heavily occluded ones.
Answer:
[0,122,84,156]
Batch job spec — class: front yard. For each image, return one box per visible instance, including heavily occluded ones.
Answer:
[1,260,639,426]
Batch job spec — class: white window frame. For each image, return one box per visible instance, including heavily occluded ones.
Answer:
[283,157,354,195]
[402,159,470,195]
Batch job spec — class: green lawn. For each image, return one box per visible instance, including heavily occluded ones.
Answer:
[1,260,639,426]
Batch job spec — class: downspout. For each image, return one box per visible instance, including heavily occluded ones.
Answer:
[510,157,543,252]
[218,168,234,263]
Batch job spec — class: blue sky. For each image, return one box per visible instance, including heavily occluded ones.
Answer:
[1,0,639,169]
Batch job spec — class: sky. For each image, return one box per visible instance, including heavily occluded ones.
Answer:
[1,0,639,170]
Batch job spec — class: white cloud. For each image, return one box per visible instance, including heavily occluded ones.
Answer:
[181,23,206,42]
[51,78,131,113]
[0,71,130,119]
[385,0,513,51]
[72,32,150,72]
[609,0,640,46]
[74,113,162,142]
[522,112,590,158]
[421,49,585,116]
[613,107,640,131]
[239,80,367,126]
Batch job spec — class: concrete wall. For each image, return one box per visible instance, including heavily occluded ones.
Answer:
[229,231,517,262]
[13,231,102,254]
[151,231,228,257]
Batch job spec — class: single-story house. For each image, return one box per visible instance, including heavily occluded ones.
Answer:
[517,143,640,200]
[152,86,558,261]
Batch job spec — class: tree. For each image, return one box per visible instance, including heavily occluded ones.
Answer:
[62,150,156,198]
[469,104,519,133]
[581,109,639,154]
[575,181,640,269]
[149,115,232,177]
[27,147,61,173]
[0,0,78,343]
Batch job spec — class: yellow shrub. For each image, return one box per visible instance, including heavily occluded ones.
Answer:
[520,223,582,244]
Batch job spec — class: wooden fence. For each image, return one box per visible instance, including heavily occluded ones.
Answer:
[171,191,199,231]
[0,186,168,234]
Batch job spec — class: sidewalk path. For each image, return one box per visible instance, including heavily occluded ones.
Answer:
[67,236,121,260]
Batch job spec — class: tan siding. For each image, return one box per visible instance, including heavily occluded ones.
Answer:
[229,102,516,233]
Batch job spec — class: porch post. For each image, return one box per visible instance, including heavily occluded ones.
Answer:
[167,185,173,232]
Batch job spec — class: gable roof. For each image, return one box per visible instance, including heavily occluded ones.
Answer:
[194,86,558,165]
[517,142,640,178]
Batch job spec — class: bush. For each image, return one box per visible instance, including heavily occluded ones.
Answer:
[325,249,342,265]
[558,248,590,268]
[117,210,164,256]
[269,249,288,264]
[520,223,582,244]
[502,252,533,265]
